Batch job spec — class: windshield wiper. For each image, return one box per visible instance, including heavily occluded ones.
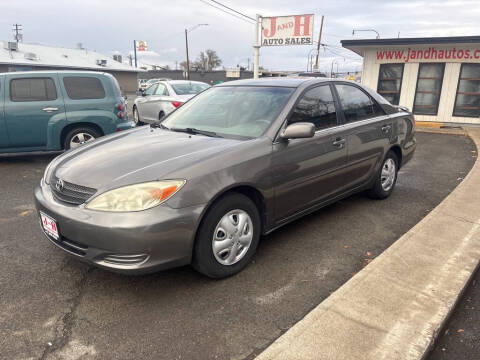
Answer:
[170,127,222,138]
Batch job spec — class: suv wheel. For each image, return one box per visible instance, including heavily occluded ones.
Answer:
[367,151,399,199]
[192,193,261,278]
[64,127,101,150]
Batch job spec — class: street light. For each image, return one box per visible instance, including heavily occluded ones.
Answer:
[306,48,316,72]
[352,29,380,39]
[185,24,209,80]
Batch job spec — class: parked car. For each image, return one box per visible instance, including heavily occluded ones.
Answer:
[0,71,133,153]
[35,78,416,278]
[138,78,171,91]
[133,80,210,125]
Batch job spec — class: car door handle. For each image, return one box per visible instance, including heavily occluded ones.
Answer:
[332,138,346,148]
[381,124,392,133]
[42,107,58,112]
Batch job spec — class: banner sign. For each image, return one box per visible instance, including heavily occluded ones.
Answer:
[261,14,314,47]
[136,40,148,52]
[375,46,480,63]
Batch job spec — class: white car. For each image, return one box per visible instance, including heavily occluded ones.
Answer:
[133,80,210,125]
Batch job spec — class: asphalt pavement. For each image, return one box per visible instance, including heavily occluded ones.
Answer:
[0,132,476,360]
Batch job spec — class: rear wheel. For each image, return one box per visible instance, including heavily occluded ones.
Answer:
[64,127,101,150]
[192,193,261,278]
[367,151,399,199]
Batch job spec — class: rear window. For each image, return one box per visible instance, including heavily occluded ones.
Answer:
[63,77,106,100]
[10,78,57,102]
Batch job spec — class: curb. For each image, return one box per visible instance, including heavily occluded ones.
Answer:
[255,129,480,360]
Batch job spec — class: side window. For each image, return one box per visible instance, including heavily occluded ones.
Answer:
[63,77,105,100]
[145,84,157,95]
[10,78,57,102]
[155,83,168,96]
[335,84,384,123]
[289,85,338,131]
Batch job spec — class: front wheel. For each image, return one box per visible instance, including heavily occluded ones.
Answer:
[192,193,261,278]
[133,106,143,126]
[367,151,399,199]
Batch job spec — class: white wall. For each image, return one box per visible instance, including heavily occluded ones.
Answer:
[361,49,478,124]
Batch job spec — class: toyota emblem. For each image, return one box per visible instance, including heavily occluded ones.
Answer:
[55,179,64,192]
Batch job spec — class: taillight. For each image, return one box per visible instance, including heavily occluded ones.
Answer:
[412,115,416,128]
[171,101,183,109]
[117,104,124,111]
[118,112,124,119]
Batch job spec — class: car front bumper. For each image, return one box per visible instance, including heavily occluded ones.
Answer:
[34,182,205,274]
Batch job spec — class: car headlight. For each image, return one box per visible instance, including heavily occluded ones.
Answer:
[85,180,186,212]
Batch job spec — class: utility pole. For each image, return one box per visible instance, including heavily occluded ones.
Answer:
[253,14,261,79]
[13,24,22,44]
[185,29,190,79]
[314,15,324,71]
[133,40,137,68]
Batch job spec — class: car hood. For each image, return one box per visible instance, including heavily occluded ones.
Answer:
[53,127,242,191]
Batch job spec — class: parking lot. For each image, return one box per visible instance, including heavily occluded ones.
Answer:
[0,132,476,360]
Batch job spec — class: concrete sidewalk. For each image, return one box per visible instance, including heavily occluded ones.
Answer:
[256,129,480,360]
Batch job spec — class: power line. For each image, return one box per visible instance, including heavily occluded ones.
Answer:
[207,0,256,21]
[198,0,255,24]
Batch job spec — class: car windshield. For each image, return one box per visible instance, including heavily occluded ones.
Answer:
[161,86,294,138]
[171,82,210,95]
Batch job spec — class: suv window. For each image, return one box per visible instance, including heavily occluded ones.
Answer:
[155,83,168,96]
[63,77,106,100]
[335,84,384,123]
[289,85,337,131]
[10,78,57,102]
[145,84,157,95]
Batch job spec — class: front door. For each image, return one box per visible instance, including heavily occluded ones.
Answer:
[136,84,158,123]
[272,84,348,222]
[333,83,393,191]
[4,74,66,149]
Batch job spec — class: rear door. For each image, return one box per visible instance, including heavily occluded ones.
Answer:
[0,75,9,148]
[333,83,393,191]
[4,73,66,149]
[272,84,349,221]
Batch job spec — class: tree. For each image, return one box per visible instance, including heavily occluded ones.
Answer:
[193,49,222,71]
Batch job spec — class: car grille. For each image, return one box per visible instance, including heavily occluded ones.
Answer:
[50,175,97,205]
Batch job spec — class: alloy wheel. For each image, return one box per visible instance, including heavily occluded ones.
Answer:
[381,158,396,191]
[70,133,95,149]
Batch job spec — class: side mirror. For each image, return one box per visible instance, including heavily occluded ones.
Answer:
[280,122,315,140]
[141,90,146,97]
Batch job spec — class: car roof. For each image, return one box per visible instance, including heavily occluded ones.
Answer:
[0,70,109,76]
[165,80,209,85]
[216,77,333,88]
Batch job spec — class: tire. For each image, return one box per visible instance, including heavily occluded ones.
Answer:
[192,193,261,278]
[159,111,165,120]
[64,127,101,150]
[367,150,399,199]
[133,106,143,126]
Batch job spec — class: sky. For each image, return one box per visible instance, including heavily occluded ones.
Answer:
[1,0,480,73]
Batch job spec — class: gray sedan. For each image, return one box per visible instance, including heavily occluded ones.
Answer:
[133,80,210,125]
[35,78,416,278]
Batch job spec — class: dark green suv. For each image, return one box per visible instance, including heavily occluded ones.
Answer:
[0,70,134,153]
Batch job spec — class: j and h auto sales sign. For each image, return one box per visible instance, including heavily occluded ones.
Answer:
[262,14,314,46]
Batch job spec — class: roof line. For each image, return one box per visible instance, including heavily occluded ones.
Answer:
[341,35,480,47]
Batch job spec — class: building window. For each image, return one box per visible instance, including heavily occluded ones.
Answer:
[413,63,445,115]
[377,64,404,105]
[454,64,480,118]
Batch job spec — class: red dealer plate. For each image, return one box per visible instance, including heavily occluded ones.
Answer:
[40,212,59,240]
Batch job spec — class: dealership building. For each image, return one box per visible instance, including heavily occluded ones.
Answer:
[342,36,480,125]
[0,41,142,93]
